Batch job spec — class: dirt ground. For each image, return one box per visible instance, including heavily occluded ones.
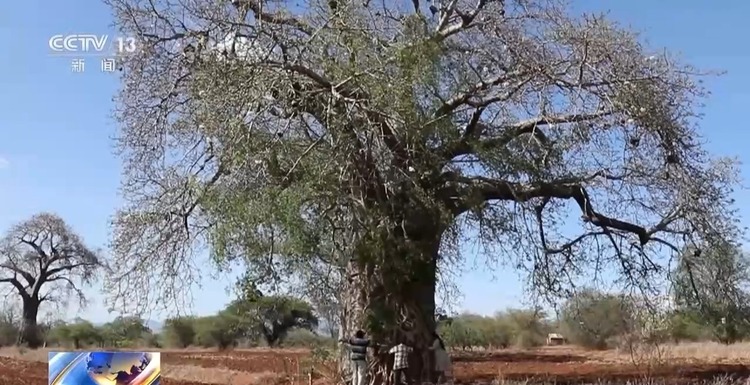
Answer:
[2,344,749,385]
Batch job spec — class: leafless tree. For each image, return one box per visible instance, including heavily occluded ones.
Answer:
[104,0,741,381]
[0,213,102,348]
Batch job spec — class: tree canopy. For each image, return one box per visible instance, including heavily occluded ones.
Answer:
[223,294,318,346]
[104,0,742,361]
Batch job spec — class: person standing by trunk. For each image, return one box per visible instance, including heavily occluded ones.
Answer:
[341,330,370,385]
[389,339,413,385]
[429,332,451,384]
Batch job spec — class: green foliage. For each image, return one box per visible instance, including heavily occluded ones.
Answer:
[439,315,482,349]
[99,316,154,348]
[26,299,750,351]
[502,309,550,348]
[672,244,750,343]
[666,311,713,342]
[280,328,335,348]
[224,292,318,346]
[560,290,636,350]
[193,315,241,350]
[54,319,101,348]
[162,316,197,348]
[438,310,550,350]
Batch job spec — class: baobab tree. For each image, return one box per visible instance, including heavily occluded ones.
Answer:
[104,0,741,381]
[0,213,102,347]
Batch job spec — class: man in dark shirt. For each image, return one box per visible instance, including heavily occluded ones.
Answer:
[341,330,370,385]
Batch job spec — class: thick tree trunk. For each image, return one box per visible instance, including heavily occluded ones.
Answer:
[340,234,440,385]
[19,298,42,348]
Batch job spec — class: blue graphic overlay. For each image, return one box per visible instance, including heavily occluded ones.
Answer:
[48,351,160,385]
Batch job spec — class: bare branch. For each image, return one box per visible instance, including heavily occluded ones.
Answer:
[448,175,650,245]
[231,0,312,34]
[441,110,614,160]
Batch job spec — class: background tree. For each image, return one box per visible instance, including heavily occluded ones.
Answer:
[560,289,636,349]
[105,0,741,381]
[672,244,750,343]
[502,308,549,348]
[100,316,152,347]
[439,314,483,351]
[223,287,318,346]
[665,311,711,343]
[0,213,101,348]
[0,304,20,346]
[437,311,550,350]
[162,316,197,348]
[51,318,101,349]
[193,314,243,350]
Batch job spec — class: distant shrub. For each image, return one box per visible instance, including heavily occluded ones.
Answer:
[281,328,335,348]
[560,290,637,350]
[438,309,549,350]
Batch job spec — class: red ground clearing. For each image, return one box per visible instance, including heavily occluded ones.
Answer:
[4,348,748,385]
[0,357,47,385]
[451,350,750,384]
[163,349,311,373]
[161,349,749,385]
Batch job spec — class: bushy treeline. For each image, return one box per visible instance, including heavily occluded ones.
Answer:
[0,293,325,349]
[0,288,745,350]
[439,289,750,350]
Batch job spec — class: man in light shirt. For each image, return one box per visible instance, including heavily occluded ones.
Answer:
[389,339,413,385]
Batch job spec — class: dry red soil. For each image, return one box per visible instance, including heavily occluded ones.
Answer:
[2,348,748,385]
[0,357,47,385]
[449,350,750,384]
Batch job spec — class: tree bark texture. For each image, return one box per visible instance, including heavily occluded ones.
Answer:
[340,232,440,385]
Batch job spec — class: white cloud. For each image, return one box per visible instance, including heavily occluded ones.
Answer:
[0,157,9,169]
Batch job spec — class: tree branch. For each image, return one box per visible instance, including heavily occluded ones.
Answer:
[0,264,35,289]
[41,275,86,304]
[231,0,312,35]
[45,262,97,279]
[434,70,526,117]
[276,63,411,168]
[449,175,650,245]
[0,277,28,300]
[19,239,48,261]
[441,110,613,161]
[436,0,498,41]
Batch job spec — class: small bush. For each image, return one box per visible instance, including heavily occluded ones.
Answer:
[281,328,335,348]
[561,290,636,349]
[162,316,196,348]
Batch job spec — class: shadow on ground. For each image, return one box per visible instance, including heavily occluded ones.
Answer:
[452,351,587,364]
[455,363,750,385]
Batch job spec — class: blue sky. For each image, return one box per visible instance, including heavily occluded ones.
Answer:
[1,0,749,323]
